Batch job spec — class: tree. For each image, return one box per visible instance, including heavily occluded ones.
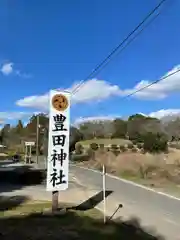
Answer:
[127,114,164,142]
[70,127,83,142]
[70,126,84,152]
[0,135,2,144]
[79,122,97,139]
[111,118,127,138]
[79,120,113,139]
[0,124,11,146]
[127,114,147,141]
[25,113,49,143]
[142,132,168,153]
[26,114,49,134]
[15,120,24,135]
[164,117,180,141]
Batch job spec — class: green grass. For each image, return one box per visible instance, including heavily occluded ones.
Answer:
[0,201,163,239]
[0,201,52,217]
[0,200,101,218]
[79,138,132,146]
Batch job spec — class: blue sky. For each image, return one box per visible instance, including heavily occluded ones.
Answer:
[0,0,180,126]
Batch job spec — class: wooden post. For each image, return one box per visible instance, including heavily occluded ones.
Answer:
[29,145,32,164]
[52,191,59,212]
[24,145,27,163]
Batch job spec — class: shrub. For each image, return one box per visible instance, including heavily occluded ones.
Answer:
[75,143,83,154]
[127,143,133,149]
[131,139,137,145]
[131,147,137,153]
[111,150,120,156]
[86,147,94,157]
[169,143,180,149]
[86,147,95,160]
[90,142,99,151]
[111,144,119,150]
[120,169,137,178]
[71,154,89,162]
[142,132,168,153]
[140,148,145,154]
[138,165,160,179]
[99,143,105,149]
[98,143,105,153]
[110,144,120,156]
[137,143,143,149]
[119,145,126,152]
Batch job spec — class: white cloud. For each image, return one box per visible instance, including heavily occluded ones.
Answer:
[15,70,31,78]
[16,79,121,110]
[69,79,121,103]
[0,112,35,121]
[15,64,180,110]
[122,65,180,100]
[16,94,49,110]
[1,62,13,75]
[74,115,121,126]
[149,109,180,119]
[74,110,180,126]
[0,61,31,78]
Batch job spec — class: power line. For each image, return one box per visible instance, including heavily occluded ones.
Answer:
[119,67,180,100]
[89,67,180,117]
[73,12,161,96]
[71,0,168,95]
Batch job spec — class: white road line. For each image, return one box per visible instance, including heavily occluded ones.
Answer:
[71,164,180,202]
[71,176,84,186]
[164,218,179,226]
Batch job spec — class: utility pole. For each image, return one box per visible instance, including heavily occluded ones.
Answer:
[36,114,39,165]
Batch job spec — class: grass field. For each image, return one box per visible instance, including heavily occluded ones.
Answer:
[79,138,132,146]
[0,200,163,239]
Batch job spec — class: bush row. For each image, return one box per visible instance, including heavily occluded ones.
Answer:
[74,132,168,156]
[73,142,142,157]
[169,142,180,149]
[71,143,143,162]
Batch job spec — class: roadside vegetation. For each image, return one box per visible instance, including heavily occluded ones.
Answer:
[78,138,131,146]
[69,114,180,194]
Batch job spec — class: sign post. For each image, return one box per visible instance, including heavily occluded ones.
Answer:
[46,90,70,213]
[24,141,35,163]
[102,165,106,224]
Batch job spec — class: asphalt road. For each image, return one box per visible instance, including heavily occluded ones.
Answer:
[70,165,180,240]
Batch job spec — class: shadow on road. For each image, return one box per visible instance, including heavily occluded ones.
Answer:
[0,160,12,167]
[0,210,165,240]
[0,163,45,194]
[0,195,29,212]
[71,190,113,211]
[0,162,45,212]
[0,164,45,186]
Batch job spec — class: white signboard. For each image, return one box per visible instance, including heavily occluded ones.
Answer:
[46,90,70,191]
[25,141,35,146]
